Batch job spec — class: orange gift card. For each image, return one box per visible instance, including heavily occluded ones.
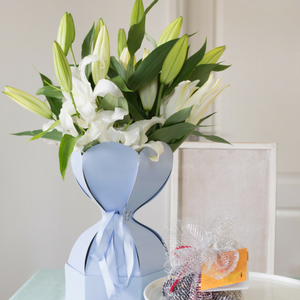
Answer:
[201,248,248,291]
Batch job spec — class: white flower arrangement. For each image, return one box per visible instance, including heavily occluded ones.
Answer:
[3,0,230,179]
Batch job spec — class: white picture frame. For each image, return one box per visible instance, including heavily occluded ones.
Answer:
[170,142,277,274]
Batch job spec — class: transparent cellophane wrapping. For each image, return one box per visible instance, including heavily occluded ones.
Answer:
[162,216,244,300]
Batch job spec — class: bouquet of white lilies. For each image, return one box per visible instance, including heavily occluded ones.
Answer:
[4,0,230,179]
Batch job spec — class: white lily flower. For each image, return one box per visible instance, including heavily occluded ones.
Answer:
[42,120,63,132]
[93,79,123,98]
[161,74,228,125]
[93,108,128,142]
[126,116,165,145]
[132,140,165,162]
[103,127,140,146]
[60,106,78,137]
[74,107,128,152]
[184,74,229,124]
[160,80,199,119]
[59,54,124,137]
[57,53,165,158]
[74,132,94,152]
[101,116,166,160]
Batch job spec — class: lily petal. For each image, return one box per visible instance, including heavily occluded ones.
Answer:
[93,108,128,142]
[93,79,123,98]
[59,108,78,137]
[161,80,199,119]
[126,116,165,145]
[79,55,105,87]
[72,77,93,105]
[103,127,140,146]
[182,74,215,110]
[133,141,165,162]
[42,120,63,132]
[188,82,229,124]
[74,132,94,152]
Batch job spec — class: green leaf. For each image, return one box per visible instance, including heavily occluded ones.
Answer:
[127,0,159,57]
[81,23,95,78]
[11,129,62,141]
[110,76,134,93]
[38,73,62,118]
[192,131,231,145]
[82,140,100,152]
[189,64,217,87]
[81,23,95,58]
[197,112,216,125]
[59,134,81,180]
[145,32,157,48]
[127,15,145,57]
[36,86,64,99]
[167,135,187,152]
[100,93,130,124]
[144,0,159,16]
[134,58,142,71]
[148,122,196,144]
[213,64,231,72]
[127,101,145,121]
[100,93,129,112]
[28,120,61,142]
[121,91,147,121]
[163,39,207,97]
[128,39,178,90]
[163,106,193,127]
[108,57,127,81]
[188,31,199,38]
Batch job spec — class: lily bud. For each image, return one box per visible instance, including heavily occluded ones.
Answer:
[92,24,110,84]
[139,49,158,111]
[130,0,144,27]
[93,18,104,48]
[198,46,225,65]
[68,13,75,44]
[119,47,136,71]
[53,41,72,93]
[3,86,52,119]
[57,12,72,56]
[157,17,183,47]
[117,29,127,58]
[160,34,188,85]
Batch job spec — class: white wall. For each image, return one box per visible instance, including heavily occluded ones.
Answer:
[0,0,170,299]
[183,0,300,277]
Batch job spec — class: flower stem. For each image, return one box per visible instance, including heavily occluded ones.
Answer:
[155,84,165,116]
[124,119,133,131]
[70,46,77,67]
[70,92,79,116]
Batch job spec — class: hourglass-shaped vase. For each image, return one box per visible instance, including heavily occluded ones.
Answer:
[65,142,173,300]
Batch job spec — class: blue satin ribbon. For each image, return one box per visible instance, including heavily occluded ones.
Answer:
[90,211,136,298]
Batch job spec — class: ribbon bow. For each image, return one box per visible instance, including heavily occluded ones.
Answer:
[90,211,136,298]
